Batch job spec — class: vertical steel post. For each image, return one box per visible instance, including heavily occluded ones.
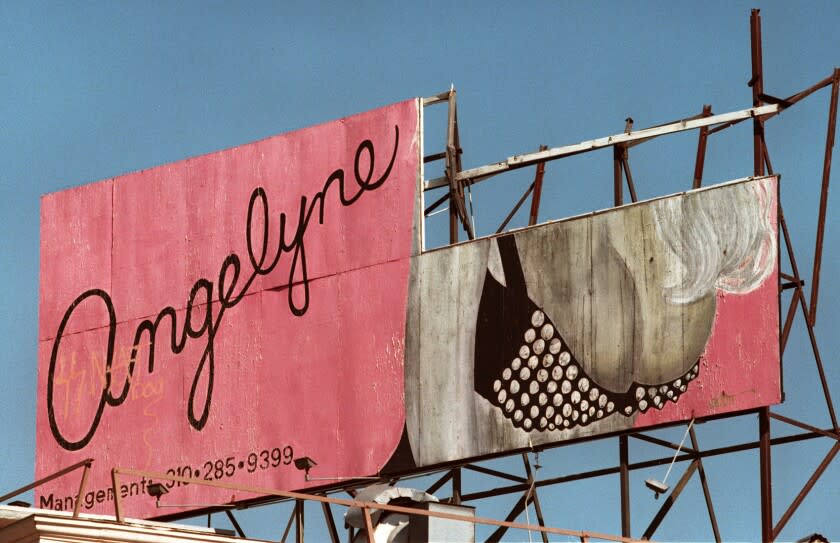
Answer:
[750,9,766,177]
[759,408,773,542]
[613,146,623,206]
[751,11,772,541]
[619,435,631,538]
[362,507,376,543]
[446,89,459,244]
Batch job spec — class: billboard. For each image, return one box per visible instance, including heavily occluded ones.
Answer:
[36,99,421,517]
[398,176,780,468]
[35,95,779,518]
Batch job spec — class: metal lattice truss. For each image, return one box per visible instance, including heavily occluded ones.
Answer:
[4,9,838,543]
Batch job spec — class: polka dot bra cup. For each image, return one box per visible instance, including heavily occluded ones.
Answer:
[474,235,699,433]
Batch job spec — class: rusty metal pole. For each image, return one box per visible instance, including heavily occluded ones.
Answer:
[613,145,624,206]
[693,105,713,188]
[619,435,631,538]
[496,180,536,233]
[759,408,773,542]
[620,149,639,203]
[780,291,799,353]
[0,457,94,504]
[362,507,376,543]
[225,510,247,538]
[446,89,459,244]
[750,9,766,177]
[320,502,340,543]
[111,469,123,523]
[528,145,548,225]
[689,428,722,543]
[522,453,550,543]
[486,492,529,542]
[778,207,839,430]
[809,68,839,325]
[453,106,475,240]
[280,502,296,542]
[750,10,772,542]
[772,441,840,539]
[642,460,699,540]
[295,499,305,543]
[452,467,462,505]
[425,470,454,495]
[72,460,92,518]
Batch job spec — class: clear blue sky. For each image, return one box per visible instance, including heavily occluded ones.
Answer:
[2,1,839,541]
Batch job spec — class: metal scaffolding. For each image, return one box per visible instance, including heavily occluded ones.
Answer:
[5,9,838,543]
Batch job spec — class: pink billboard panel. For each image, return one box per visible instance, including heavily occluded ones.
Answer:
[36,99,420,518]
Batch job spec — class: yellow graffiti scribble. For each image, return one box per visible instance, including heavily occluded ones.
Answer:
[50,340,158,423]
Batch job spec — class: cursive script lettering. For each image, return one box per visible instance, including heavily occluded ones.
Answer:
[47,126,400,451]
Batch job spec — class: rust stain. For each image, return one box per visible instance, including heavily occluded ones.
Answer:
[709,391,736,409]
[709,388,755,409]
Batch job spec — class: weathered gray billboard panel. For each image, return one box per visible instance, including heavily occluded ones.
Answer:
[396,176,780,469]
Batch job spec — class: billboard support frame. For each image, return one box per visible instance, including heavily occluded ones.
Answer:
[354,8,838,539]
[160,10,838,537]
[0,458,92,518]
[16,9,840,543]
[750,11,773,542]
[619,435,630,538]
[411,11,838,540]
[108,467,645,543]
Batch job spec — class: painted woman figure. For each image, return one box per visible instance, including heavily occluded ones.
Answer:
[400,177,777,468]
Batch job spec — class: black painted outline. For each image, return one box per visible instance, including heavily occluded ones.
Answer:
[47,126,400,451]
